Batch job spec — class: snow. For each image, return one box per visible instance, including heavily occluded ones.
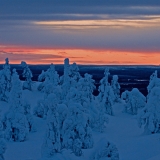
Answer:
[0,87,160,159]
[1,59,160,160]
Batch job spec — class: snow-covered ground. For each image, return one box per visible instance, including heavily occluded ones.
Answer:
[1,83,160,160]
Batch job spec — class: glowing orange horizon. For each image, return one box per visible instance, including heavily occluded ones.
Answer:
[0,44,160,65]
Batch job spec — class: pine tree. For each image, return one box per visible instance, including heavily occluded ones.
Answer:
[147,70,160,99]
[3,69,29,142]
[23,100,36,132]
[62,103,93,156]
[111,75,120,102]
[38,63,59,98]
[138,87,160,134]
[122,88,146,115]
[61,58,71,99]
[98,68,115,115]
[21,61,33,90]
[0,118,6,160]
[77,73,96,104]
[0,58,11,102]
[41,94,61,158]
[91,138,119,160]
[68,62,81,87]
[0,139,6,160]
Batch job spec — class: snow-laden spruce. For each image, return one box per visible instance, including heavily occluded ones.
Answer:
[91,138,119,160]
[35,64,62,119]
[38,63,59,97]
[23,100,36,132]
[0,119,6,160]
[33,99,48,119]
[0,58,11,102]
[92,97,109,132]
[41,92,94,158]
[21,61,33,90]
[77,73,95,104]
[138,87,160,134]
[68,62,81,87]
[0,139,6,160]
[3,69,29,142]
[121,88,146,115]
[61,59,81,100]
[60,58,70,98]
[41,94,61,158]
[111,75,120,102]
[147,70,160,99]
[62,102,93,156]
[98,68,115,115]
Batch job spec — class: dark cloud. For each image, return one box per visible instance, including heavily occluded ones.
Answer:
[1,1,160,21]
[0,51,64,63]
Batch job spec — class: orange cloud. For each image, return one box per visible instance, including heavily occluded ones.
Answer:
[0,44,160,65]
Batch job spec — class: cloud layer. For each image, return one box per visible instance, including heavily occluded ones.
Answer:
[0,1,160,64]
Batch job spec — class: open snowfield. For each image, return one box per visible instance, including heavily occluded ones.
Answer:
[0,82,160,160]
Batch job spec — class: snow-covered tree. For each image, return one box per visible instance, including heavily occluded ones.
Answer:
[111,75,120,102]
[98,68,115,115]
[0,118,6,160]
[37,63,59,98]
[61,58,71,99]
[121,88,146,115]
[0,139,6,160]
[68,62,81,87]
[21,61,33,90]
[41,94,61,158]
[33,100,48,119]
[98,68,110,102]
[0,58,11,102]
[92,97,109,133]
[23,100,36,132]
[103,86,115,115]
[37,70,45,91]
[77,73,96,104]
[147,70,160,99]
[63,58,70,84]
[62,103,93,156]
[3,69,29,142]
[91,138,119,160]
[138,87,160,134]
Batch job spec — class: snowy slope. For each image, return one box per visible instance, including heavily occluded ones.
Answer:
[0,82,160,160]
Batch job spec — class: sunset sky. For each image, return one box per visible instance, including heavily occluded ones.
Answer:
[0,0,160,65]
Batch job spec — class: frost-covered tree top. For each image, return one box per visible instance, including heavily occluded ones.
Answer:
[38,63,59,85]
[147,70,160,97]
[99,68,110,93]
[3,58,10,69]
[21,61,33,90]
[0,58,11,101]
[69,63,80,79]
[77,73,95,101]
[122,88,146,115]
[0,138,7,160]
[9,69,22,109]
[138,86,160,134]
[37,63,59,95]
[111,75,120,102]
[21,61,33,78]
[91,138,119,160]
[104,68,110,78]
[3,69,29,142]
[64,58,70,83]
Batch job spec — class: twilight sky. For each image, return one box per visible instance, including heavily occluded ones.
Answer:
[0,0,160,64]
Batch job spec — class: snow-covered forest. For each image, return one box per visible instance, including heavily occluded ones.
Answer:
[0,58,160,160]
